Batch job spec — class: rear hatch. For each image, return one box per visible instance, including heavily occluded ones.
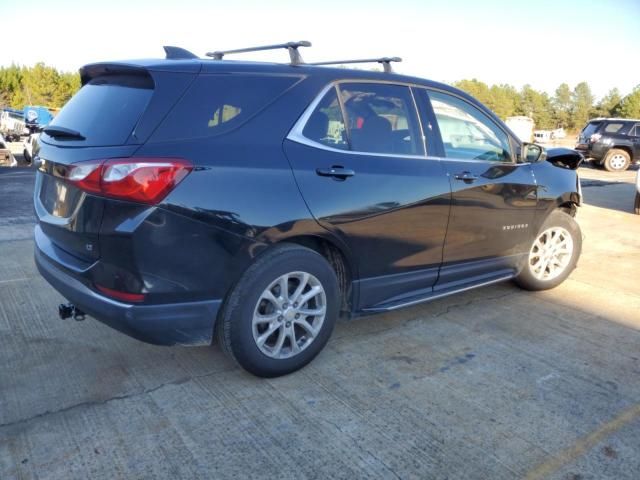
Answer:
[577,120,602,148]
[35,63,198,266]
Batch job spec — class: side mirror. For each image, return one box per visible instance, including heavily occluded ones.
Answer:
[522,142,546,163]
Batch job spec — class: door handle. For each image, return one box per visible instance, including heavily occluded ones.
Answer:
[316,166,355,180]
[453,171,479,183]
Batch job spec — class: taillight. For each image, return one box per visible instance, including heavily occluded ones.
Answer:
[66,158,192,205]
[95,284,145,303]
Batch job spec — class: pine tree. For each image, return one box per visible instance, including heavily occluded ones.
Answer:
[616,85,640,118]
[571,82,595,130]
[552,83,572,128]
[594,88,622,118]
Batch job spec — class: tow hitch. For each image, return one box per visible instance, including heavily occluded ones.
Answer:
[58,303,86,321]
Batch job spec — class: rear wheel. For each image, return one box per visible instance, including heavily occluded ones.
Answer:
[603,149,630,172]
[515,210,582,291]
[217,243,340,377]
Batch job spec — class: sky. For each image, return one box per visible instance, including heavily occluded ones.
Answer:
[1,0,638,99]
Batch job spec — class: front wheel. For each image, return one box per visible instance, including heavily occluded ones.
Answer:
[634,192,640,215]
[217,243,340,377]
[515,210,582,291]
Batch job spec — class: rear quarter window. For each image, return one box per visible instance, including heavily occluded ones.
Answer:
[604,123,624,133]
[150,74,301,141]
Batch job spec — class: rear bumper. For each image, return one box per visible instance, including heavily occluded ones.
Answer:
[35,245,221,346]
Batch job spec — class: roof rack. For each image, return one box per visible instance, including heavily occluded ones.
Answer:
[310,57,402,73]
[205,41,312,65]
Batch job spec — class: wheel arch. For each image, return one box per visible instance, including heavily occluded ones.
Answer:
[274,234,356,313]
[609,145,633,159]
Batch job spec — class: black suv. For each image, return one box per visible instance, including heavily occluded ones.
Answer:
[576,118,640,171]
[34,42,583,377]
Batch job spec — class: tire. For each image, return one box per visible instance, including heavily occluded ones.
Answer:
[23,150,31,166]
[217,243,340,377]
[603,149,631,172]
[515,210,582,291]
[634,192,640,215]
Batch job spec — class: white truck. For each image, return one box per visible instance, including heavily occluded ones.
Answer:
[505,116,534,143]
[0,110,28,141]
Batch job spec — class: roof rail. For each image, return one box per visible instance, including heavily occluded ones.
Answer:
[310,57,402,73]
[205,41,312,65]
[163,46,199,60]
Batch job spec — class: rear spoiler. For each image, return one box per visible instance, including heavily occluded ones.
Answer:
[79,60,201,86]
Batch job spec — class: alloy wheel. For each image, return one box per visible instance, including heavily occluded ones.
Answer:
[252,271,327,359]
[528,227,574,281]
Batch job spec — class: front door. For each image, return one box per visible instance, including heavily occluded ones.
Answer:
[284,82,451,309]
[423,89,538,290]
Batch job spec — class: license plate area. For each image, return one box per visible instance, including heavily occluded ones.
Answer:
[39,172,84,218]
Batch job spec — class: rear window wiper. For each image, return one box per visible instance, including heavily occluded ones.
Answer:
[43,126,86,140]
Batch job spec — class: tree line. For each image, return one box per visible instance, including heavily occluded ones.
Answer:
[0,63,80,110]
[1,63,639,132]
[453,79,640,131]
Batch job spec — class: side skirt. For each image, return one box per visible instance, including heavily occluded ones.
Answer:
[358,272,515,314]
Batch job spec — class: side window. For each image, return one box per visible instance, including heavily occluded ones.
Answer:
[338,83,424,155]
[302,87,349,150]
[151,74,301,141]
[604,123,624,134]
[428,90,513,162]
[634,125,640,137]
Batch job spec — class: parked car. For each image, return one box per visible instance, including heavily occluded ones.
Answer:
[0,133,17,167]
[576,118,640,171]
[533,130,552,143]
[23,133,40,166]
[34,43,584,377]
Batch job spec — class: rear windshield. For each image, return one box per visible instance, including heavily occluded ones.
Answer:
[581,121,602,137]
[45,74,153,146]
[150,74,300,141]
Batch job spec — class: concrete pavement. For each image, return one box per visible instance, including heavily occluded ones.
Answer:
[1,164,639,479]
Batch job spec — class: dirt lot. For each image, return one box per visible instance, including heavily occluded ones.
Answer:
[1,151,639,479]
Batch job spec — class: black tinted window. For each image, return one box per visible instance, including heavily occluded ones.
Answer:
[338,83,424,155]
[302,87,348,150]
[634,125,640,137]
[429,90,513,162]
[152,74,300,141]
[46,75,153,146]
[581,122,602,137]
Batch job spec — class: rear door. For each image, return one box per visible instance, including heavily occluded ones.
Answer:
[420,89,537,289]
[285,81,451,309]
